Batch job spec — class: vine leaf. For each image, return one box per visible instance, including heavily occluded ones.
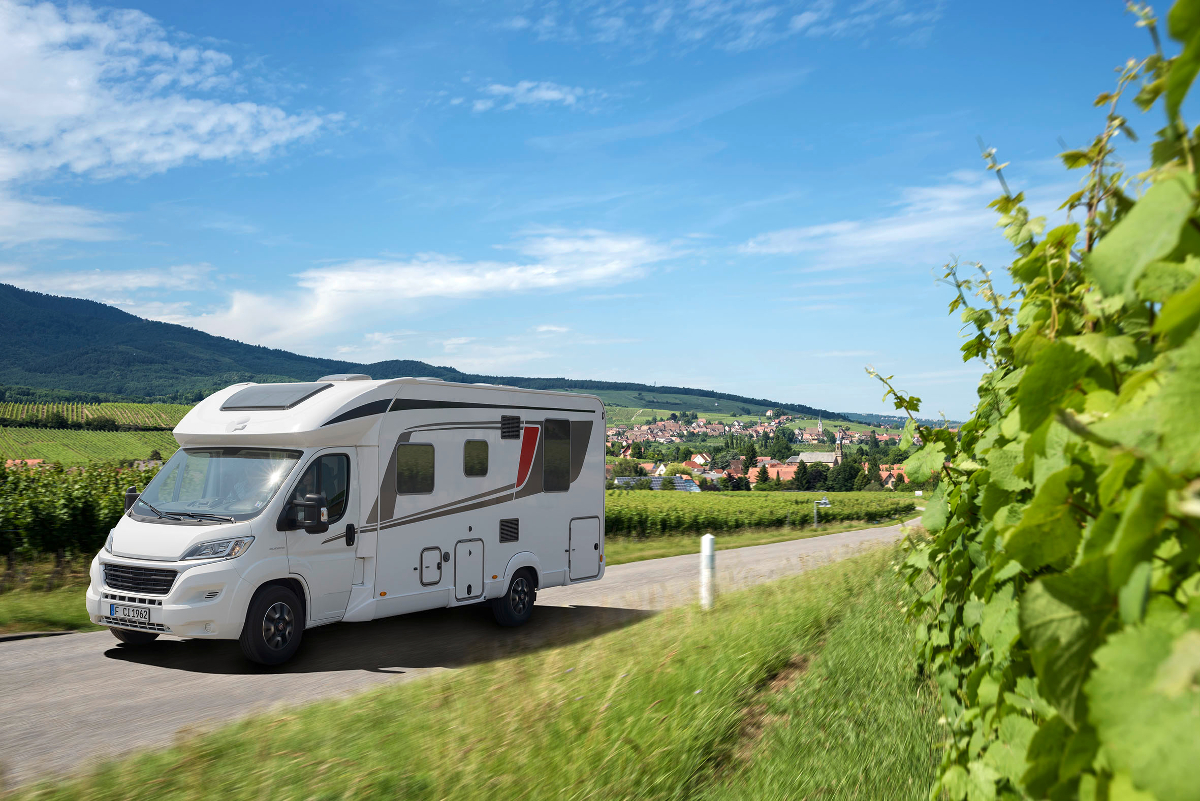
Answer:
[1003,466,1083,569]
[1087,620,1200,801]
[1017,342,1095,432]
[903,440,945,484]
[1019,558,1115,728]
[1084,172,1196,298]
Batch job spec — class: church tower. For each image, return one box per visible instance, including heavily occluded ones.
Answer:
[833,430,843,466]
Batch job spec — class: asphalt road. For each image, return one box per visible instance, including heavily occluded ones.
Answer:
[0,522,908,789]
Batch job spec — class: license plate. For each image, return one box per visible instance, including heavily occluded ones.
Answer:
[109,603,151,623]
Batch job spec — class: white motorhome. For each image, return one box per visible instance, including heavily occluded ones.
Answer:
[86,375,607,664]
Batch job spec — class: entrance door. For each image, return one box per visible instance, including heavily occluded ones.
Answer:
[454,539,483,600]
[569,517,601,580]
[285,450,359,621]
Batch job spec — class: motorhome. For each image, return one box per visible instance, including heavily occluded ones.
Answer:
[86,375,606,664]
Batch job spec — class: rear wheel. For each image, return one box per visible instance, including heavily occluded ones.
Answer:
[110,628,159,646]
[491,569,536,627]
[240,584,304,665]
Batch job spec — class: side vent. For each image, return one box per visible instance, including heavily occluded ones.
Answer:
[499,518,520,543]
[500,415,521,440]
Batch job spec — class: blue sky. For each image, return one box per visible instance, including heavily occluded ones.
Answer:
[0,0,1172,418]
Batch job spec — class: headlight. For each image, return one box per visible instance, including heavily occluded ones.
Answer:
[104,531,114,553]
[180,537,254,561]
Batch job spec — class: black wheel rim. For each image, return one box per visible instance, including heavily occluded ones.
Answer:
[509,577,531,616]
[262,601,294,650]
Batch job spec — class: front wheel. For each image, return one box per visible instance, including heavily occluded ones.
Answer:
[110,628,159,646]
[491,570,536,627]
[240,584,304,665]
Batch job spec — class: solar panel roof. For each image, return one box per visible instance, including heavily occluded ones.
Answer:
[220,382,333,411]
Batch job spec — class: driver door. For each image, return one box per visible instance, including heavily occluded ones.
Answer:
[285,450,359,622]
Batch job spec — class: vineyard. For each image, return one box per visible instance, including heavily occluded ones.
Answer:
[0,462,161,560]
[0,402,192,428]
[0,429,178,466]
[604,490,915,536]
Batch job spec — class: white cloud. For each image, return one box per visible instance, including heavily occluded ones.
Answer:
[740,172,1002,272]
[0,189,119,244]
[0,0,338,242]
[507,0,943,53]
[472,80,595,112]
[535,324,569,333]
[0,262,212,295]
[183,229,673,351]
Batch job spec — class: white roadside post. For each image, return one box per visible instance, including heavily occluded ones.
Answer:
[700,533,715,610]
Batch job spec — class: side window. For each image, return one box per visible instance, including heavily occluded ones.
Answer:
[396,443,435,494]
[291,454,351,524]
[463,440,488,477]
[544,419,570,492]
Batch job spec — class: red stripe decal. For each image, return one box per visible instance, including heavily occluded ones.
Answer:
[516,425,539,487]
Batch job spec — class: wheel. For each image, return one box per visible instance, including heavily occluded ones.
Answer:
[110,628,159,645]
[239,584,304,665]
[491,569,536,627]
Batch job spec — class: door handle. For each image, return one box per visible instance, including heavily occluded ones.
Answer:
[346,524,356,547]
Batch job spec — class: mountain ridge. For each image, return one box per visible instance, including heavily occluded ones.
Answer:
[0,283,847,420]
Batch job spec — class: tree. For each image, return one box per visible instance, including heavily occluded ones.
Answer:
[630,441,644,459]
[611,459,648,477]
[869,430,879,452]
[789,460,809,490]
[658,476,675,491]
[148,449,162,461]
[742,440,758,472]
[755,464,770,485]
[769,428,793,461]
[807,463,829,491]
[853,471,870,491]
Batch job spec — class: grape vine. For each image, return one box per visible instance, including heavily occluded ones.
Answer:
[871,3,1200,799]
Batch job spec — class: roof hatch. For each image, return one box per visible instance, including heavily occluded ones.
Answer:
[221,382,333,411]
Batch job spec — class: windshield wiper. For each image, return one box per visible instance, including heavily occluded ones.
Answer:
[174,511,237,524]
[135,498,181,521]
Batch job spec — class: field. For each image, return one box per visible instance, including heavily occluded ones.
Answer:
[0,428,178,465]
[0,402,191,428]
[605,490,914,535]
[9,549,939,800]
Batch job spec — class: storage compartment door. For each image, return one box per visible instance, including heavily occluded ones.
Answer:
[454,539,484,600]
[569,517,601,580]
[420,547,444,586]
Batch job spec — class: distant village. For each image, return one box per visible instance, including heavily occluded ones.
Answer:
[604,410,939,492]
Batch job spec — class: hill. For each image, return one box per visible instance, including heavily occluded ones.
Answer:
[0,283,844,420]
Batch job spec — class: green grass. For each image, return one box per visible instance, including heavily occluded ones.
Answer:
[0,428,178,465]
[0,586,99,634]
[0,402,190,429]
[10,549,937,800]
[605,517,911,565]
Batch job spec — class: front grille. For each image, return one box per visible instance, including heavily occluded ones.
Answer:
[500,518,520,543]
[102,592,163,606]
[501,415,521,439]
[101,616,170,633]
[103,563,177,595]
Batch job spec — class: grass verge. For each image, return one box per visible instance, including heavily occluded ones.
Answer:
[0,586,99,635]
[9,549,937,800]
[604,516,911,565]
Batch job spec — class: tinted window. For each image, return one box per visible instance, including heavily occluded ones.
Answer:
[291,454,351,524]
[544,419,570,492]
[397,444,435,494]
[464,440,488,477]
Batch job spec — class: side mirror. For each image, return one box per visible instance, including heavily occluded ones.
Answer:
[290,492,329,534]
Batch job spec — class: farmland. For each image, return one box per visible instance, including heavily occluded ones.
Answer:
[604,490,915,536]
[0,428,177,465]
[0,402,191,428]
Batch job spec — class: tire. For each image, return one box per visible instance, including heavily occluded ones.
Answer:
[491,569,536,627]
[110,628,159,646]
[239,584,304,665]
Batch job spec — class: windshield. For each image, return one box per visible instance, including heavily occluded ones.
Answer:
[134,448,302,523]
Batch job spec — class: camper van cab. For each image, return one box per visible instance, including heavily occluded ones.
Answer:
[85,376,606,664]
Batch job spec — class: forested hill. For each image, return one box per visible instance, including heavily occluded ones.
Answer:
[0,283,844,419]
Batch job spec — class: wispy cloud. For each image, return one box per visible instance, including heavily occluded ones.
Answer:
[530,71,806,151]
[472,80,598,112]
[181,229,674,350]
[535,324,569,333]
[0,190,119,245]
[0,263,212,296]
[740,171,1006,272]
[503,0,943,53]
[0,0,339,243]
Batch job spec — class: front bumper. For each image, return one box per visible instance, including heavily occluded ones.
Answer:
[87,554,252,639]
